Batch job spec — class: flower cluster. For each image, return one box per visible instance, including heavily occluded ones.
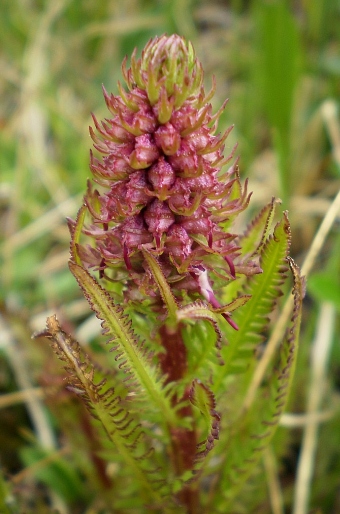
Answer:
[78,35,257,307]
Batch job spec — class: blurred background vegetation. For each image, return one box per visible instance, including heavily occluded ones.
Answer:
[1,0,340,512]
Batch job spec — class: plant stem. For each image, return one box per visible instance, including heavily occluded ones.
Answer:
[159,323,200,513]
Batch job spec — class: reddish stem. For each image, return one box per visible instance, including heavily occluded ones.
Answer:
[159,323,199,513]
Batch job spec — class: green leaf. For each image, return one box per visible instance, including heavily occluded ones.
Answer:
[254,1,300,134]
[210,258,303,510]
[68,204,87,265]
[217,212,291,378]
[307,231,340,309]
[141,247,178,319]
[240,197,279,257]
[181,320,220,377]
[211,295,252,315]
[68,262,178,429]
[281,257,304,396]
[221,198,279,302]
[188,379,220,474]
[308,271,340,309]
[177,297,251,366]
[41,316,169,505]
[253,0,301,201]
[218,170,252,230]
[177,300,224,365]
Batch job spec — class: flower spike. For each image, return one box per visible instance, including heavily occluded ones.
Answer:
[77,34,259,310]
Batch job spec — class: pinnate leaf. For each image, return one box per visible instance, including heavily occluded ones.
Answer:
[39,316,168,504]
[218,212,291,377]
[211,256,304,510]
[69,261,178,428]
[189,379,221,473]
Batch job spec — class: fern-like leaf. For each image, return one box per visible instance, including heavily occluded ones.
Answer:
[279,256,304,398]
[216,212,291,379]
[141,247,178,319]
[177,300,224,365]
[189,379,221,463]
[177,296,250,366]
[222,198,279,302]
[67,204,87,265]
[39,316,169,505]
[69,261,178,430]
[209,256,304,511]
[239,197,279,257]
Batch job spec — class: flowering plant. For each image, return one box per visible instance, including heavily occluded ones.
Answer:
[38,35,303,513]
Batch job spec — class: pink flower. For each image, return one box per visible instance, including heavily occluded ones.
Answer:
[79,35,258,306]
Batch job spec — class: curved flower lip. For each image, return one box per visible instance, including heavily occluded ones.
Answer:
[129,134,160,169]
[189,265,239,330]
[154,123,181,155]
[143,200,174,249]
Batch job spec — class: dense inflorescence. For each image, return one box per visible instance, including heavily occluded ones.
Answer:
[78,35,258,306]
